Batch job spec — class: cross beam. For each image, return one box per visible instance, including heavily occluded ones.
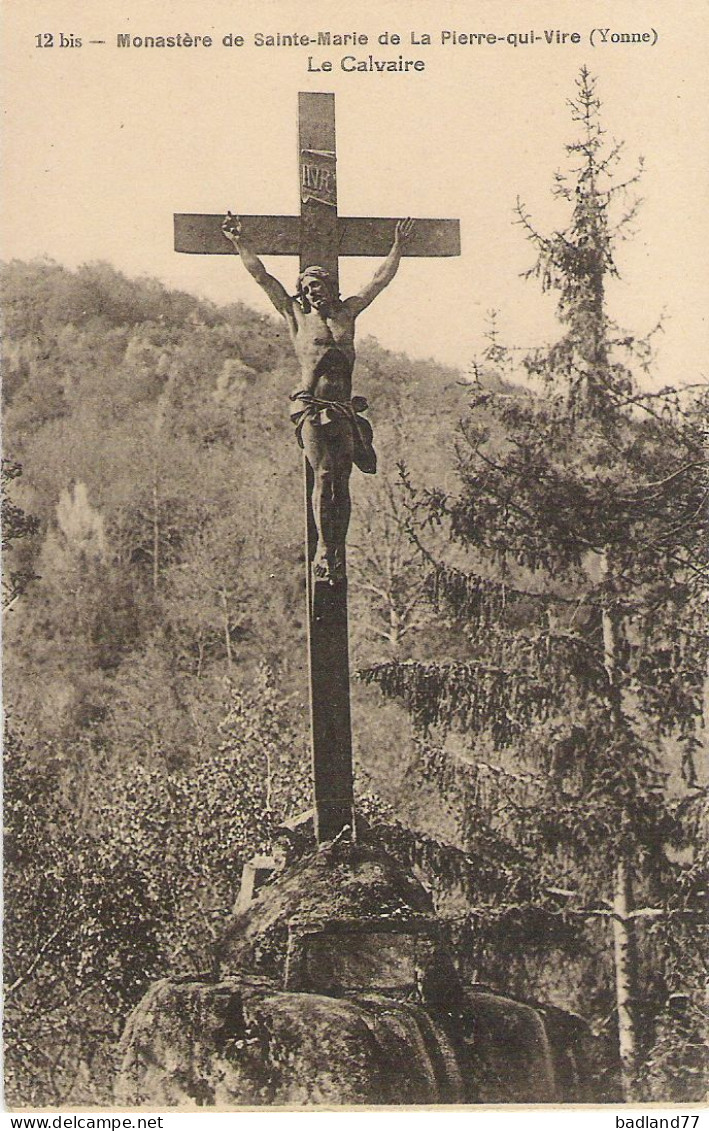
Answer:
[174,93,460,845]
[174,214,460,259]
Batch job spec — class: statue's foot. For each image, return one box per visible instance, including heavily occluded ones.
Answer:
[312,553,333,584]
[312,550,346,585]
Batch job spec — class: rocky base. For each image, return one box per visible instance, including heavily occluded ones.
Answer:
[115,976,605,1106]
[115,975,464,1107]
[115,841,615,1106]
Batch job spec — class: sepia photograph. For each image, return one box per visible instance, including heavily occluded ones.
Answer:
[2,0,707,1115]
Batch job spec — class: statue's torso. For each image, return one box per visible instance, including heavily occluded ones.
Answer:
[291,305,355,400]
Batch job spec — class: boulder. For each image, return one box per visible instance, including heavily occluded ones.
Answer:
[115,976,463,1106]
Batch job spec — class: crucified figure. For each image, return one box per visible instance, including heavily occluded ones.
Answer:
[222,213,414,583]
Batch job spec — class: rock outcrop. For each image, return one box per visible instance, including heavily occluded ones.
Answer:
[115,840,614,1106]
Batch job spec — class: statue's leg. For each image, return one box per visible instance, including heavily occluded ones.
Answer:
[302,419,353,582]
[303,422,337,580]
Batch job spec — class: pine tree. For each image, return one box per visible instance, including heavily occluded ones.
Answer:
[361,69,707,1101]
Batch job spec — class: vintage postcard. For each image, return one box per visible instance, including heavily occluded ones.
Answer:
[2,0,707,1119]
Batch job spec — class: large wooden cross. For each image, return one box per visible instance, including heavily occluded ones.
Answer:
[175,92,460,844]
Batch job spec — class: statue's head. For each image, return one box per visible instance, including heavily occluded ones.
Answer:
[296,266,339,313]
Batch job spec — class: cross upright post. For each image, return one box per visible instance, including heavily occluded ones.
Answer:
[174,93,460,845]
[297,95,354,844]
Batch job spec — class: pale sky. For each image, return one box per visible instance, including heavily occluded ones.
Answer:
[3,0,708,385]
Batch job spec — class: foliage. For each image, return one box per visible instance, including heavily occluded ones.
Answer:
[348,471,432,660]
[1,459,40,608]
[93,664,309,970]
[3,724,164,1105]
[3,666,308,1104]
[360,70,708,1098]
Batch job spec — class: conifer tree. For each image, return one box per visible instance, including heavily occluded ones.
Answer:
[362,69,707,1100]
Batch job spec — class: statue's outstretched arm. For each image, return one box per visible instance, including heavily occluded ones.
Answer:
[344,219,414,315]
[222,212,293,316]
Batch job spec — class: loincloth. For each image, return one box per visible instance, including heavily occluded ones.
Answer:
[289,390,377,474]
